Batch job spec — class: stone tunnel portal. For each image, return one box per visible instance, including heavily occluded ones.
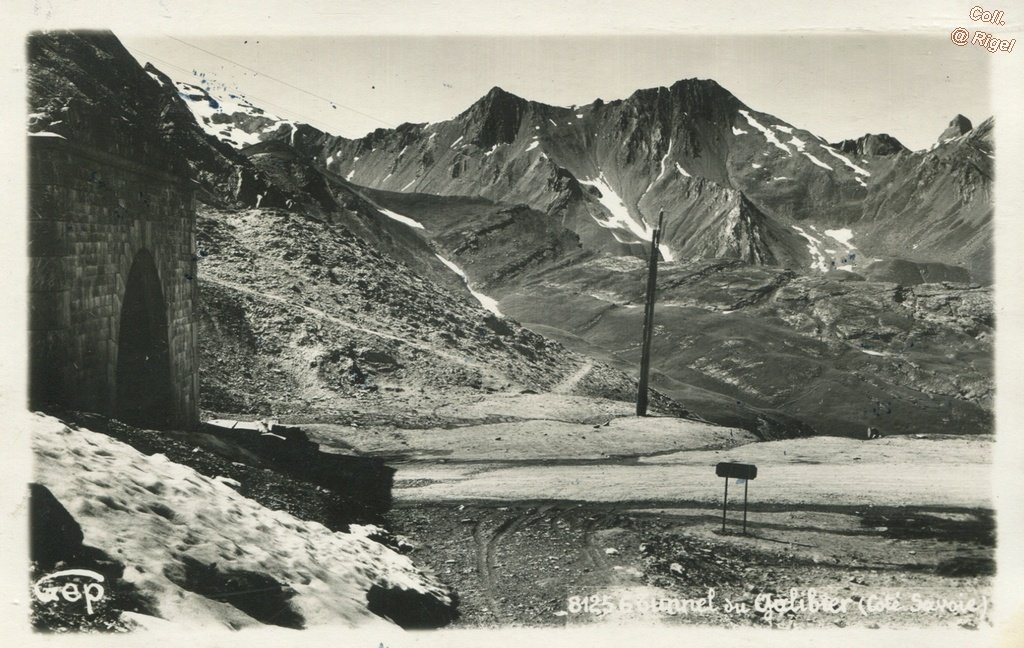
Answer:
[115,250,173,428]
[28,137,199,429]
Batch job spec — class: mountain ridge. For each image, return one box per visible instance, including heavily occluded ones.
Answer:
[197,73,991,281]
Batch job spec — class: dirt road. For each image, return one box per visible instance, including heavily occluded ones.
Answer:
[387,501,993,628]
[311,393,995,629]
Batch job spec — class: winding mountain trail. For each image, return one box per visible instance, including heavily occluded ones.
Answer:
[202,275,497,374]
[553,359,593,394]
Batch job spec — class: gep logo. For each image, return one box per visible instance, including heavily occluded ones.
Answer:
[32,569,106,615]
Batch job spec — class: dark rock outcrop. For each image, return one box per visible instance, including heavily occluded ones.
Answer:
[200,420,396,514]
[938,114,973,143]
[163,555,305,629]
[30,483,84,568]
[366,583,458,629]
[462,86,531,149]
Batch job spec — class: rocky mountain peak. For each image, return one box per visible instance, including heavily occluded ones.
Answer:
[668,77,745,109]
[484,85,520,101]
[938,114,973,143]
[617,78,743,115]
[463,85,529,114]
[607,77,744,131]
[831,133,908,157]
[461,85,531,148]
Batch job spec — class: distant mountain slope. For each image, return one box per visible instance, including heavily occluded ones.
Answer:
[497,257,992,438]
[856,117,993,281]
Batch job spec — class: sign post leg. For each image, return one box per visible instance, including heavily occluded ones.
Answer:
[742,480,749,535]
[722,477,729,532]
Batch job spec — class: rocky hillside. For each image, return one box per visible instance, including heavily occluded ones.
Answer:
[194,204,680,419]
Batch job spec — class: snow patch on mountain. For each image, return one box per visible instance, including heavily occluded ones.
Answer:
[379,207,425,230]
[675,162,691,178]
[655,140,673,183]
[173,80,298,150]
[580,173,674,262]
[434,254,503,316]
[775,124,794,134]
[526,140,540,152]
[825,228,855,246]
[821,146,871,177]
[732,127,748,135]
[788,225,859,272]
[640,140,675,201]
[739,110,789,154]
[791,225,829,271]
[802,152,833,171]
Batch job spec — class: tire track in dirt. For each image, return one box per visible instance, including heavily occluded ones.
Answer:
[581,509,618,575]
[471,505,553,619]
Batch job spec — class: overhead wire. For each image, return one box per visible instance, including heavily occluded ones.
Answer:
[125,44,348,135]
[162,35,394,128]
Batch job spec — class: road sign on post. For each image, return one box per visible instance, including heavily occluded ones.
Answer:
[715,462,757,534]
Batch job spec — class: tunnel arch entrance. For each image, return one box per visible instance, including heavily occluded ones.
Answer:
[116,249,174,428]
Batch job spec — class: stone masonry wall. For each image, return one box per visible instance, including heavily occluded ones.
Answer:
[28,135,199,428]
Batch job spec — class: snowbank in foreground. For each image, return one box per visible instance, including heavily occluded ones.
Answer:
[31,414,451,629]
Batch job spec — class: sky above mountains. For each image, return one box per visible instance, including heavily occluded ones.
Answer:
[124,33,988,152]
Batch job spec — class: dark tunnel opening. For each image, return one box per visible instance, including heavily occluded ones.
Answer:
[116,250,173,429]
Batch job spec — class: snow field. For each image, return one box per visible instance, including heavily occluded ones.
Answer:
[31,414,450,628]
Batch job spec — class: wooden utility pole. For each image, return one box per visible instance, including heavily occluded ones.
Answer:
[636,210,664,416]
